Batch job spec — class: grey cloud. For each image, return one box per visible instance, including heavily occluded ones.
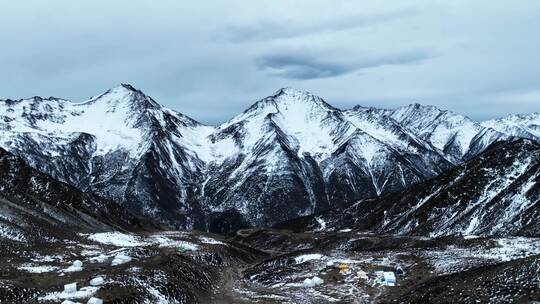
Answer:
[255,49,433,79]
[222,8,418,42]
[0,1,539,124]
[255,55,354,79]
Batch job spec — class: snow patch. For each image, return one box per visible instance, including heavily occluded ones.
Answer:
[89,276,105,286]
[315,217,326,231]
[295,254,324,264]
[17,264,59,273]
[199,236,225,245]
[39,286,99,301]
[111,252,132,266]
[85,232,146,247]
[0,223,26,242]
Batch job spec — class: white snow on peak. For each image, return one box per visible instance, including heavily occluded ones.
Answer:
[176,123,237,163]
[271,89,354,160]
[0,85,537,178]
[343,107,433,155]
[345,112,402,146]
[482,112,540,140]
[0,85,151,157]
[211,87,356,162]
[387,103,485,161]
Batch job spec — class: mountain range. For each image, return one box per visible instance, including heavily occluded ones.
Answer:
[0,84,538,232]
[278,138,540,236]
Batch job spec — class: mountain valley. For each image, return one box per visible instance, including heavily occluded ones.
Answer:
[0,85,539,303]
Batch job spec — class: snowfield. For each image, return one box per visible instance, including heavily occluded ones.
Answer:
[85,232,146,247]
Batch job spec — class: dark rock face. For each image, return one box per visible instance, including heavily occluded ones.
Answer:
[0,85,537,231]
[281,139,540,237]
[0,148,152,243]
[391,255,540,303]
[207,209,251,234]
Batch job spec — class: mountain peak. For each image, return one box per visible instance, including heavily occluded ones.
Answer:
[271,87,338,112]
[404,102,441,112]
[273,87,322,101]
[482,112,540,141]
[274,87,312,96]
[102,83,146,98]
[119,83,139,92]
[489,111,540,123]
[84,83,161,110]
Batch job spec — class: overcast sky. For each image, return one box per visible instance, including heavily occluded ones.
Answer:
[1,1,539,124]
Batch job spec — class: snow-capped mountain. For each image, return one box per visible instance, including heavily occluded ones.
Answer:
[200,88,455,228]
[0,85,536,231]
[482,112,540,141]
[374,103,511,163]
[0,84,211,229]
[284,139,540,237]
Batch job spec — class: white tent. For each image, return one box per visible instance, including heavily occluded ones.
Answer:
[381,272,396,286]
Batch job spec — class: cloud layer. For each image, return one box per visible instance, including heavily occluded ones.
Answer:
[255,49,432,79]
[0,1,539,124]
[222,8,418,42]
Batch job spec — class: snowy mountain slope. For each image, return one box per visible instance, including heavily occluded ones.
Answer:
[341,106,453,192]
[283,139,540,237]
[377,103,511,163]
[199,89,349,227]
[0,86,451,230]
[482,112,540,141]
[0,85,537,231]
[0,84,211,229]
[200,88,454,227]
[0,147,151,243]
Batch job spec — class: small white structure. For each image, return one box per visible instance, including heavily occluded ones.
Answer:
[89,276,105,286]
[357,270,368,280]
[87,297,103,304]
[64,260,84,272]
[61,300,81,304]
[302,276,324,287]
[312,277,324,285]
[381,272,396,286]
[63,282,77,293]
[374,270,384,277]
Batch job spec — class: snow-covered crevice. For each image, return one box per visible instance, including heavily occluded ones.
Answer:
[489,173,538,234]
[0,222,27,242]
[454,159,533,236]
